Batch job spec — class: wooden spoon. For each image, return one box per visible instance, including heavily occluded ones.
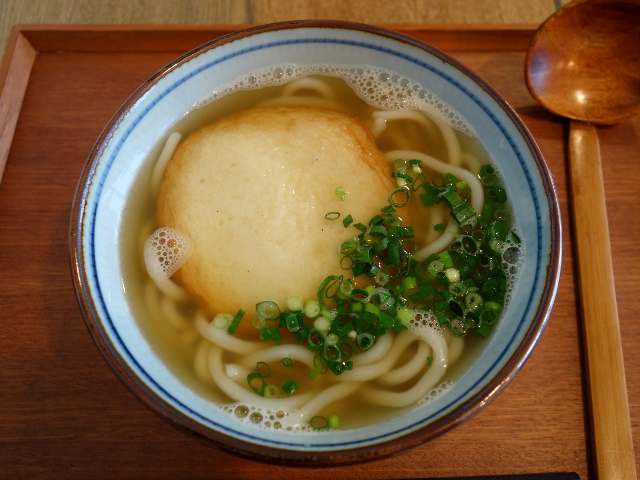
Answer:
[525,1,640,479]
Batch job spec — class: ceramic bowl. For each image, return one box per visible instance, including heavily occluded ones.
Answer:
[70,20,561,466]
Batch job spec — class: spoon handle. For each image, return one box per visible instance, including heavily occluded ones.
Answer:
[568,120,636,480]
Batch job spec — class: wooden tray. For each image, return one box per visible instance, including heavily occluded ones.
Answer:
[1,25,638,480]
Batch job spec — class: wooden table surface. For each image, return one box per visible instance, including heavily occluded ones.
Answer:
[0,3,638,480]
[0,0,572,65]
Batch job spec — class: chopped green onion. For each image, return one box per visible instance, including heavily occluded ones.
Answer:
[281,357,294,368]
[317,275,342,309]
[310,416,329,430]
[247,372,266,395]
[388,240,401,265]
[372,236,389,253]
[388,226,414,238]
[350,302,363,313]
[285,313,300,332]
[357,333,375,350]
[263,384,280,398]
[461,236,479,255]
[313,315,331,333]
[427,356,433,366]
[444,173,458,184]
[465,292,484,311]
[479,164,496,177]
[324,212,340,220]
[389,187,410,207]
[325,332,339,345]
[286,294,304,311]
[364,302,380,315]
[256,301,280,321]
[432,173,445,187]
[334,187,346,201]
[450,202,477,224]
[420,192,435,207]
[433,223,446,232]
[448,281,467,297]
[328,415,340,428]
[476,322,492,337]
[427,259,445,275]
[269,326,282,345]
[488,220,508,240]
[439,251,454,269]
[375,271,389,286]
[259,328,272,342]
[481,174,497,186]
[368,225,387,238]
[227,309,245,335]
[212,313,232,330]
[396,307,414,324]
[304,299,320,318]
[440,190,463,209]
[256,361,270,377]
[369,214,383,226]
[489,239,505,254]
[445,267,460,283]
[252,316,266,330]
[282,379,298,396]
[353,222,367,232]
[309,364,323,379]
[401,276,418,293]
[409,159,423,173]
[393,158,407,170]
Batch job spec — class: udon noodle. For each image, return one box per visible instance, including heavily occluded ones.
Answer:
[122,65,524,432]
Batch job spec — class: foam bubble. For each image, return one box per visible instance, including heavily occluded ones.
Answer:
[219,403,324,434]
[193,63,476,136]
[144,227,194,283]
[414,380,454,408]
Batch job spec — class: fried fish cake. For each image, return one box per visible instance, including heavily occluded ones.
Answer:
[158,106,419,332]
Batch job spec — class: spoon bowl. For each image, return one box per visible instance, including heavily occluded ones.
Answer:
[526,0,640,125]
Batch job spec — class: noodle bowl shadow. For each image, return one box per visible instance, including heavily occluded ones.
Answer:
[70,21,562,466]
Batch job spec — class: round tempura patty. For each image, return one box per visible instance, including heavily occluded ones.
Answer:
[158,106,414,329]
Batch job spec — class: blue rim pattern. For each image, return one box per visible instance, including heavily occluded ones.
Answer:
[87,36,544,449]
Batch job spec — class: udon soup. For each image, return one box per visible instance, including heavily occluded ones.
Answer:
[121,64,524,432]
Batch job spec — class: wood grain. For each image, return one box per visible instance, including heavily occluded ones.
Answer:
[569,121,636,480]
[0,0,573,66]
[0,31,35,183]
[0,25,638,480]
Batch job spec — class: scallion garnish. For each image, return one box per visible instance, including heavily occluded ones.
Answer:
[221,161,516,415]
[328,415,340,429]
[301,299,320,319]
[227,309,245,335]
[212,313,232,330]
[282,379,298,396]
[256,301,280,321]
[286,294,304,311]
[389,187,410,207]
[310,416,329,430]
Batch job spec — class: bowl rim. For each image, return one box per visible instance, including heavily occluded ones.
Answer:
[69,19,562,467]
